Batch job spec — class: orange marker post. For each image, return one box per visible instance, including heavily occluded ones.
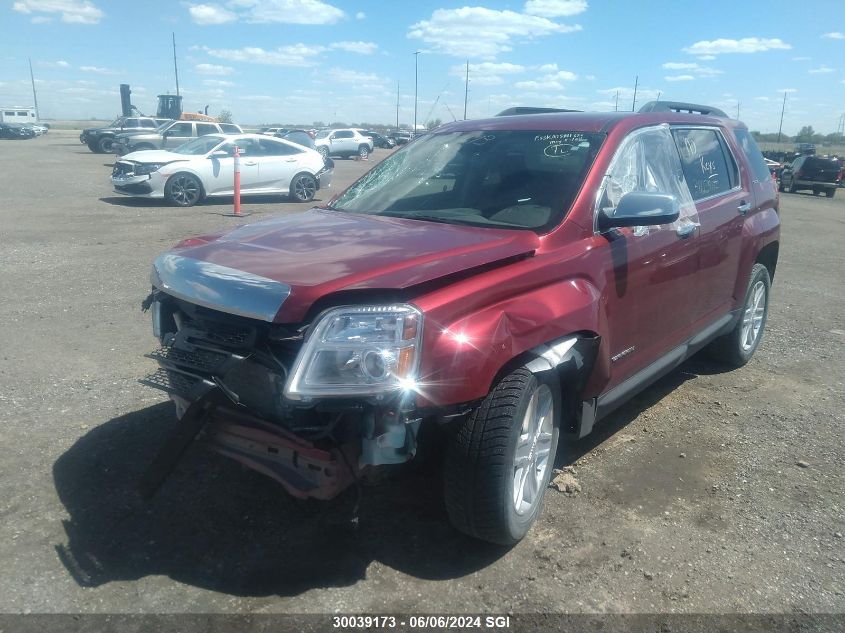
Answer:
[233,145,242,216]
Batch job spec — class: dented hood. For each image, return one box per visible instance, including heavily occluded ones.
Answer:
[153,208,538,323]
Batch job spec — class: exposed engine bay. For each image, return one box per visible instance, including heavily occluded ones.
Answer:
[139,290,422,500]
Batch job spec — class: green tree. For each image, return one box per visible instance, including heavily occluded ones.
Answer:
[218,109,233,123]
[794,125,815,143]
[426,118,442,130]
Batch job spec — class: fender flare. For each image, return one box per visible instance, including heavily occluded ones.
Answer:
[522,334,601,439]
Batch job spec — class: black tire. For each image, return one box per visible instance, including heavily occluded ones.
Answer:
[289,172,317,202]
[707,263,771,367]
[777,179,785,192]
[317,146,329,160]
[98,136,114,154]
[87,141,101,153]
[788,180,799,193]
[444,367,560,545]
[358,144,370,159]
[826,188,836,198]
[165,172,203,207]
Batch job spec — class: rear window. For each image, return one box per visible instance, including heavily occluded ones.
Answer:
[219,123,241,134]
[803,157,840,171]
[733,128,773,182]
[332,130,604,232]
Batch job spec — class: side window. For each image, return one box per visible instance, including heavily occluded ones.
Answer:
[196,123,218,136]
[258,139,302,156]
[167,122,193,136]
[140,119,157,128]
[334,130,353,139]
[671,129,734,200]
[220,124,240,134]
[220,138,257,156]
[598,125,699,230]
[733,128,772,182]
[125,118,139,127]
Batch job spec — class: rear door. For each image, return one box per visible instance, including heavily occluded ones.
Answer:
[162,122,194,149]
[254,138,306,191]
[671,127,747,320]
[332,130,355,154]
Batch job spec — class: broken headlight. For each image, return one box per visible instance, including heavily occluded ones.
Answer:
[284,305,423,400]
[134,162,168,175]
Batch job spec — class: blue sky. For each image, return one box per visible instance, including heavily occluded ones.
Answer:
[1,0,843,133]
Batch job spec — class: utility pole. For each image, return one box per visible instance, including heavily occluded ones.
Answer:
[413,51,420,133]
[614,90,619,112]
[736,100,740,119]
[395,81,400,131]
[463,60,469,120]
[631,75,638,112]
[777,91,787,143]
[172,32,180,97]
[656,91,661,103]
[28,58,39,121]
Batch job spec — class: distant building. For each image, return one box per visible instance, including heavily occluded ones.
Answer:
[0,106,37,123]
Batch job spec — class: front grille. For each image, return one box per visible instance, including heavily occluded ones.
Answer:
[146,345,231,373]
[140,366,214,398]
[182,318,256,349]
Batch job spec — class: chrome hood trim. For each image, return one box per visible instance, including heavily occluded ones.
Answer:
[151,253,291,322]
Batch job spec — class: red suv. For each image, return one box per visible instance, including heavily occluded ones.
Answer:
[140,101,780,544]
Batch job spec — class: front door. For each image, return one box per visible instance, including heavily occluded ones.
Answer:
[594,125,703,389]
[204,138,260,194]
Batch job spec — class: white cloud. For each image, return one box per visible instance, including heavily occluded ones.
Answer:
[187,3,236,24]
[39,59,71,68]
[222,0,344,25]
[408,6,581,58]
[665,74,695,82]
[325,67,388,92]
[778,88,798,93]
[808,65,835,74]
[514,79,563,91]
[822,32,845,40]
[79,65,118,74]
[12,0,103,24]
[792,56,811,61]
[598,86,662,102]
[754,96,770,101]
[330,41,378,55]
[450,61,526,85]
[355,11,365,19]
[523,0,587,18]
[204,44,325,66]
[202,79,234,87]
[661,61,722,77]
[30,15,51,23]
[195,63,234,75]
[683,37,791,56]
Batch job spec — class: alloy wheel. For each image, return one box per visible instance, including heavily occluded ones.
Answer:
[740,280,766,351]
[169,175,200,206]
[292,174,316,202]
[512,383,554,516]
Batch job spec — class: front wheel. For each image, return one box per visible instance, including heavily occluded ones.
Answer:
[98,136,114,154]
[358,144,370,159]
[826,188,836,198]
[289,172,317,202]
[444,368,560,545]
[707,263,771,367]
[165,173,203,207]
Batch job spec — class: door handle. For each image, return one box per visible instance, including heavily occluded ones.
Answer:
[738,202,751,215]
[676,223,697,239]
[283,158,297,162]
[243,160,257,166]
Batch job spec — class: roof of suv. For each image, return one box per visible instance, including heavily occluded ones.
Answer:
[434,109,741,136]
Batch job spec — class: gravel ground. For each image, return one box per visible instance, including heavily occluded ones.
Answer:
[0,132,842,619]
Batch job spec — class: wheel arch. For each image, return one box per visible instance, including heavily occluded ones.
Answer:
[756,240,779,281]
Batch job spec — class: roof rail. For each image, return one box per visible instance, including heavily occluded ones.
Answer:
[638,101,728,118]
[496,106,581,116]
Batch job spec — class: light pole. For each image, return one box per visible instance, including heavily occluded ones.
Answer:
[413,51,420,133]
[777,91,787,144]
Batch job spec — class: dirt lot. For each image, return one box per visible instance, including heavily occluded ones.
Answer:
[0,132,842,618]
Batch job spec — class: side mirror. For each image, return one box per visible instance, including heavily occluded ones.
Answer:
[210,150,229,158]
[598,192,680,232]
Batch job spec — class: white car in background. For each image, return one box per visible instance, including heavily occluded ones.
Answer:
[314,128,373,160]
[111,133,333,207]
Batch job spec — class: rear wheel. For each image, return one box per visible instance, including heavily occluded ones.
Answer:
[826,188,836,198]
[165,173,203,207]
[444,368,560,545]
[788,180,799,193]
[98,136,114,154]
[358,145,370,159]
[707,263,770,367]
[289,172,317,202]
[317,146,329,160]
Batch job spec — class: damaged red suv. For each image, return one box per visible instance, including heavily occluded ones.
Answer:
[141,101,779,545]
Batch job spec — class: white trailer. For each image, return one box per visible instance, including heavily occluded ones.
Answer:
[0,107,37,123]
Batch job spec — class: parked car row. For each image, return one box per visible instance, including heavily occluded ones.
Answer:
[112,120,244,156]
[80,116,170,153]
[0,121,48,139]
